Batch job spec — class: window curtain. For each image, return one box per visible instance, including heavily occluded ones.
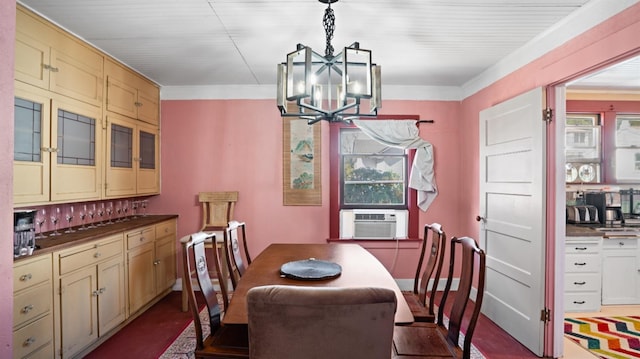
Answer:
[352,119,437,211]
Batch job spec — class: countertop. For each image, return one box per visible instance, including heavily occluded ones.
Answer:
[566,224,602,237]
[14,214,178,262]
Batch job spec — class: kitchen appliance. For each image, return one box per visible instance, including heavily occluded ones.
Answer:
[14,209,36,258]
[584,192,606,225]
[621,189,640,225]
[604,207,624,226]
[566,205,599,224]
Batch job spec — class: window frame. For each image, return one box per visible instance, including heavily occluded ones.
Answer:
[329,116,419,240]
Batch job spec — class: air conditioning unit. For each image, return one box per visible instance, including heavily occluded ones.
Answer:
[340,209,408,239]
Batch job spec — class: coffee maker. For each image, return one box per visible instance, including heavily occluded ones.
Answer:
[14,210,36,257]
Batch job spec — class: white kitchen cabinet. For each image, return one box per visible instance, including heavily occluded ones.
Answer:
[602,237,640,305]
[564,237,602,312]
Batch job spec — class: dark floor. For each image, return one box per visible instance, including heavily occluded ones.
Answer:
[86,290,538,359]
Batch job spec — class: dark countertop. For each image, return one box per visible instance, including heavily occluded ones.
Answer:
[15,214,178,262]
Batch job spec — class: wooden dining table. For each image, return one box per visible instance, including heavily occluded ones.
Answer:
[222,243,414,325]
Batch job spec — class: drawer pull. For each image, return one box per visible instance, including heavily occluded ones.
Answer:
[153,260,160,265]
[574,262,587,266]
[575,247,587,250]
[94,252,101,258]
[21,304,34,314]
[573,300,586,305]
[573,281,586,285]
[619,242,625,246]
[23,337,36,347]
[19,273,32,282]
[140,237,145,242]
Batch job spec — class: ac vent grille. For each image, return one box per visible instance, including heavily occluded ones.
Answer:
[354,213,395,221]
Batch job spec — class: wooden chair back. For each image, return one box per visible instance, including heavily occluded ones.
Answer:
[182,232,228,349]
[414,222,447,317]
[438,236,486,358]
[247,285,397,359]
[224,220,251,289]
[199,191,238,231]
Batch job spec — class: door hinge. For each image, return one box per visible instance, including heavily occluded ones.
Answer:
[543,108,553,123]
[540,307,551,323]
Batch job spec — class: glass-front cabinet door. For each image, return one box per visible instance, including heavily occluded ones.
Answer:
[14,85,51,204]
[137,125,159,194]
[14,83,102,204]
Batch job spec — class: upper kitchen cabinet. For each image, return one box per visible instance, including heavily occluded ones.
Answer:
[105,58,159,125]
[15,5,104,107]
[104,113,159,198]
[14,83,103,205]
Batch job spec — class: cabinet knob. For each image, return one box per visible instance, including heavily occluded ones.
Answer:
[19,273,32,281]
[619,242,625,246]
[23,337,36,347]
[92,290,99,297]
[99,287,106,294]
[21,304,34,314]
[94,252,101,258]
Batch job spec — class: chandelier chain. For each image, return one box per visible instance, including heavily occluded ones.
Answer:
[323,4,335,57]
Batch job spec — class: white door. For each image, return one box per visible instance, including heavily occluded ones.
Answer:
[479,87,546,356]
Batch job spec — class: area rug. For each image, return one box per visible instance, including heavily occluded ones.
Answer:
[160,306,485,359]
[564,316,640,359]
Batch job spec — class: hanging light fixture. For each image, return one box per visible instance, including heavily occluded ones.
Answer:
[276,0,381,125]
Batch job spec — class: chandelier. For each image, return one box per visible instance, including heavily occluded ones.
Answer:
[276,0,381,125]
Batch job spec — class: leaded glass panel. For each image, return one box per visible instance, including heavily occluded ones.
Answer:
[111,124,133,168]
[14,97,42,162]
[57,109,96,166]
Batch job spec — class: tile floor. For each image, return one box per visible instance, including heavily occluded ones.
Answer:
[563,305,640,358]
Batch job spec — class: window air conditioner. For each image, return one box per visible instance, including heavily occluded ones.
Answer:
[340,209,408,239]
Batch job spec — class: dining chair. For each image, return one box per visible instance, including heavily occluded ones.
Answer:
[393,236,486,359]
[247,285,397,359]
[182,232,249,358]
[224,220,251,290]
[181,191,239,311]
[402,222,447,322]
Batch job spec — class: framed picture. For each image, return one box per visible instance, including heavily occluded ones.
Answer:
[283,118,321,205]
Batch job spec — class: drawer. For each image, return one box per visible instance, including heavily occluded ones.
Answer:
[127,226,155,250]
[58,236,123,275]
[603,238,638,249]
[565,292,601,312]
[13,255,52,293]
[565,241,601,255]
[565,273,600,292]
[565,254,600,273]
[13,282,51,329]
[13,313,53,359]
[156,220,176,239]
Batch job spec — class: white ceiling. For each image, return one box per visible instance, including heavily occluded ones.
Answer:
[18,0,640,97]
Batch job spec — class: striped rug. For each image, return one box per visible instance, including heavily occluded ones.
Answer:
[564,316,640,359]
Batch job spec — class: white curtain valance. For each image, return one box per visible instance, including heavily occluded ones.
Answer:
[352,119,437,211]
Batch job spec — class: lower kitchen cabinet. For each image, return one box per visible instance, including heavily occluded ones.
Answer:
[127,218,177,316]
[13,254,54,359]
[53,234,125,358]
[564,237,602,312]
[602,237,640,305]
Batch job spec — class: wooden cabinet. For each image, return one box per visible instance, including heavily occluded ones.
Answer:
[105,58,159,125]
[13,255,54,359]
[13,83,103,206]
[126,219,177,316]
[602,237,640,305]
[15,6,103,107]
[53,234,125,359]
[564,237,602,312]
[105,113,159,198]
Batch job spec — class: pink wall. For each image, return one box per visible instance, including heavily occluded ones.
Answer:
[155,99,462,280]
[457,2,640,355]
[0,0,15,355]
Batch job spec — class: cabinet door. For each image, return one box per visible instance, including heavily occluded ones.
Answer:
[50,95,103,202]
[136,85,159,125]
[137,123,159,194]
[127,243,156,315]
[106,76,138,119]
[59,267,98,358]
[105,114,136,197]
[13,85,52,205]
[14,31,50,89]
[97,256,126,335]
[602,244,640,305]
[155,236,176,294]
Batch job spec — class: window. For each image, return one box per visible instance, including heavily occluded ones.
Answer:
[565,114,601,183]
[615,115,640,181]
[339,128,407,209]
